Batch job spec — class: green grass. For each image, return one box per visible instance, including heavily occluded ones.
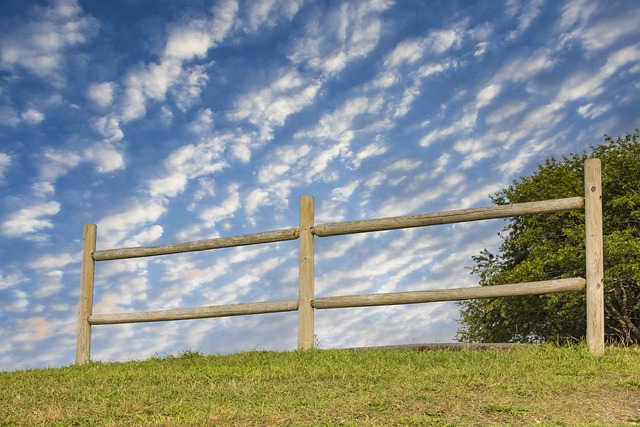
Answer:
[1,345,639,426]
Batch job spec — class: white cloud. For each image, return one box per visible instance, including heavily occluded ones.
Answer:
[98,200,166,248]
[498,135,556,176]
[12,317,56,345]
[455,138,498,169]
[558,0,597,31]
[474,41,489,57]
[361,158,423,197]
[0,0,98,84]
[245,188,271,220]
[372,55,457,123]
[577,102,611,119]
[96,257,150,279]
[93,115,124,142]
[199,184,241,228]
[118,0,238,123]
[239,0,304,33]
[152,255,238,309]
[287,1,393,75]
[485,100,528,125]
[83,143,125,173]
[20,108,45,125]
[39,148,82,181]
[166,142,222,176]
[495,49,555,83]
[165,21,215,61]
[231,141,252,164]
[257,162,292,185]
[87,82,115,108]
[458,184,503,209]
[149,173,189,198]
[419,111,477,147]
[476,84,501,109]
[120,59,183,121]
[6,291,30,313]
[430,154,450,179]
[0,271,27,290]
[26,141,122,200]
[558,1,639,53]
[579,13,640,52]
[0,152,11,182]
[33,270,66,298]
[147,136,229,199]
[123,225,164,247]
[505,0,544,40]
[331,180,360,203]
[188,177,216,210]
[209,0,240,43]
[1,201,61,238]
[172,64,210,111]
[351,139,388,168]
[27,253,75,270]
[555,45,640,105]
[427,29,463,54]
[230,70,321,141]
[601,44,640,78]
[119,76,146,122]
[229,245,272,265]
[188,108,214,134]
[376,173,465,217]
[385,38,427,67]
[307,143,348,181]
[302,95,384,143]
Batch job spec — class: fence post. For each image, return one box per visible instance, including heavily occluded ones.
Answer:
[298,196,315,349]
[76,224,97,364]
[585,158,604,355]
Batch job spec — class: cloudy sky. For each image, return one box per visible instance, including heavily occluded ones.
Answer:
[1,0,638,371]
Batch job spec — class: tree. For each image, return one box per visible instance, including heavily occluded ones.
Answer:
[457,130,640,345]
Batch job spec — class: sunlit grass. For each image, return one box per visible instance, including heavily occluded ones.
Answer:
[1,345,639,426]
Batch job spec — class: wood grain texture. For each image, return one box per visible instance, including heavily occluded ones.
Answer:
[93,228,299,261]
[312,278,586,309]
[298,196,315,350]
[89,300,299,325]
[585,158,605,355]
[76,224,97,364]
[312,197,585,237]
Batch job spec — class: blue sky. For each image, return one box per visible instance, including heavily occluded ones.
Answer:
[1,0,638,371]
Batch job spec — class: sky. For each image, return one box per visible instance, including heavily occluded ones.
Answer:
[0,0,639,372]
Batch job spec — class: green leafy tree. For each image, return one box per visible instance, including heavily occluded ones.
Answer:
[457,130,640,345]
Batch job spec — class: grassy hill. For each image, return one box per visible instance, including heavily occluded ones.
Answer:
[1,345,639,426]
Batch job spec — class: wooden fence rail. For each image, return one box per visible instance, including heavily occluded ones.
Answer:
[312,197,584,237]
[89,300,299,325]
[76,159,605,364]
[93,228,300,261]
[312,278,587,309]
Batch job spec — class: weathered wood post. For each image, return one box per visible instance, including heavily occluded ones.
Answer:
[298,196,315,349]
[76,224,97,364]
[585,158,605,355]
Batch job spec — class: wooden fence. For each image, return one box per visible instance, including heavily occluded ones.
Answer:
[76,158,604,364]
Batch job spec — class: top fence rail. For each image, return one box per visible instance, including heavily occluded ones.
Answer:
[91,196,584,261]
[312,196,585,237]
[93,228,299,261]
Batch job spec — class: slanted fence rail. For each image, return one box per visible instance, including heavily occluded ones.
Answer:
[76,159,605,364]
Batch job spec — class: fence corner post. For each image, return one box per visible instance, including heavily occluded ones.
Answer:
[298,196,315,350]
[76,224,97,364]
[585,158,604,355]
